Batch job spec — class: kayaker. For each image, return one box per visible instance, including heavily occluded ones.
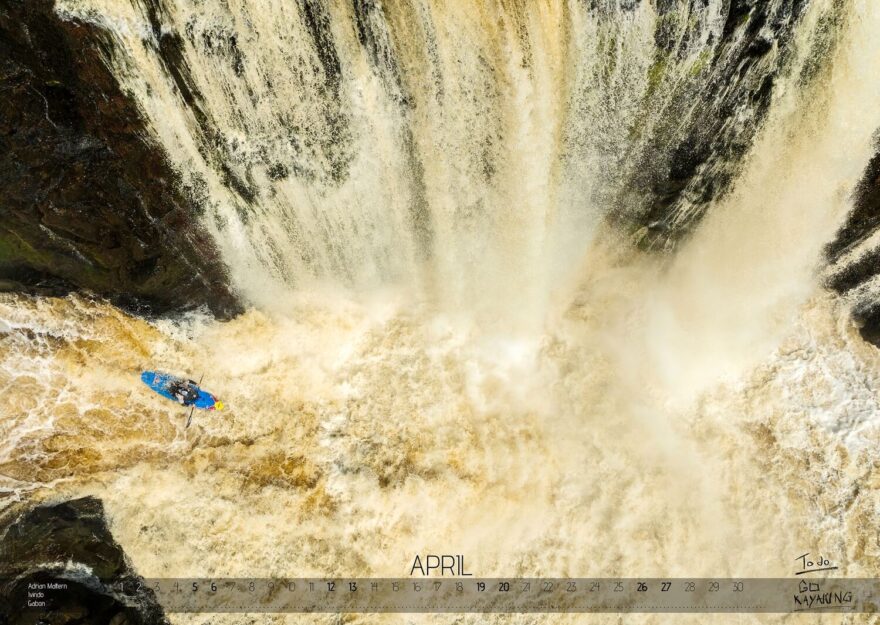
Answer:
[169,381,197,406]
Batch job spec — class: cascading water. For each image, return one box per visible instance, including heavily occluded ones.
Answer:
[3,0,880,623]
[51,0,819,322]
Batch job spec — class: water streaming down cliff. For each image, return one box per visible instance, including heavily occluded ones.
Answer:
[3,0,880,623]
[51,0,822,323]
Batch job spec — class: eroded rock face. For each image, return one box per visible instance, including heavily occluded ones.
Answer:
[616,0,813,249]
[0,496,169,625]
[0,0,241,317]
[826,148,880,346]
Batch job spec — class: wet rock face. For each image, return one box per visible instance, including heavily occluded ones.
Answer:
[0,0,241,317]
[0,496,169,625]
[617,0,811,249]
[826,149,880,346]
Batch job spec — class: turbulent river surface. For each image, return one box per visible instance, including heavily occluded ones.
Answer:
[4,0,880,623]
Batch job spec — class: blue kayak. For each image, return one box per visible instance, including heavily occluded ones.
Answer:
[140,371,224,411]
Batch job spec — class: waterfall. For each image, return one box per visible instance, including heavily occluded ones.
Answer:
[54,0,833,325]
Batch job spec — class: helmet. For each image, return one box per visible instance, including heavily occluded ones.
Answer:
[214,401,224,411]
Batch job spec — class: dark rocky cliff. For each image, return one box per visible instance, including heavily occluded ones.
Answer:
[614,0,814,249]
[0,0,241,317]
[0,496,169,625]
[826,147,880,346]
